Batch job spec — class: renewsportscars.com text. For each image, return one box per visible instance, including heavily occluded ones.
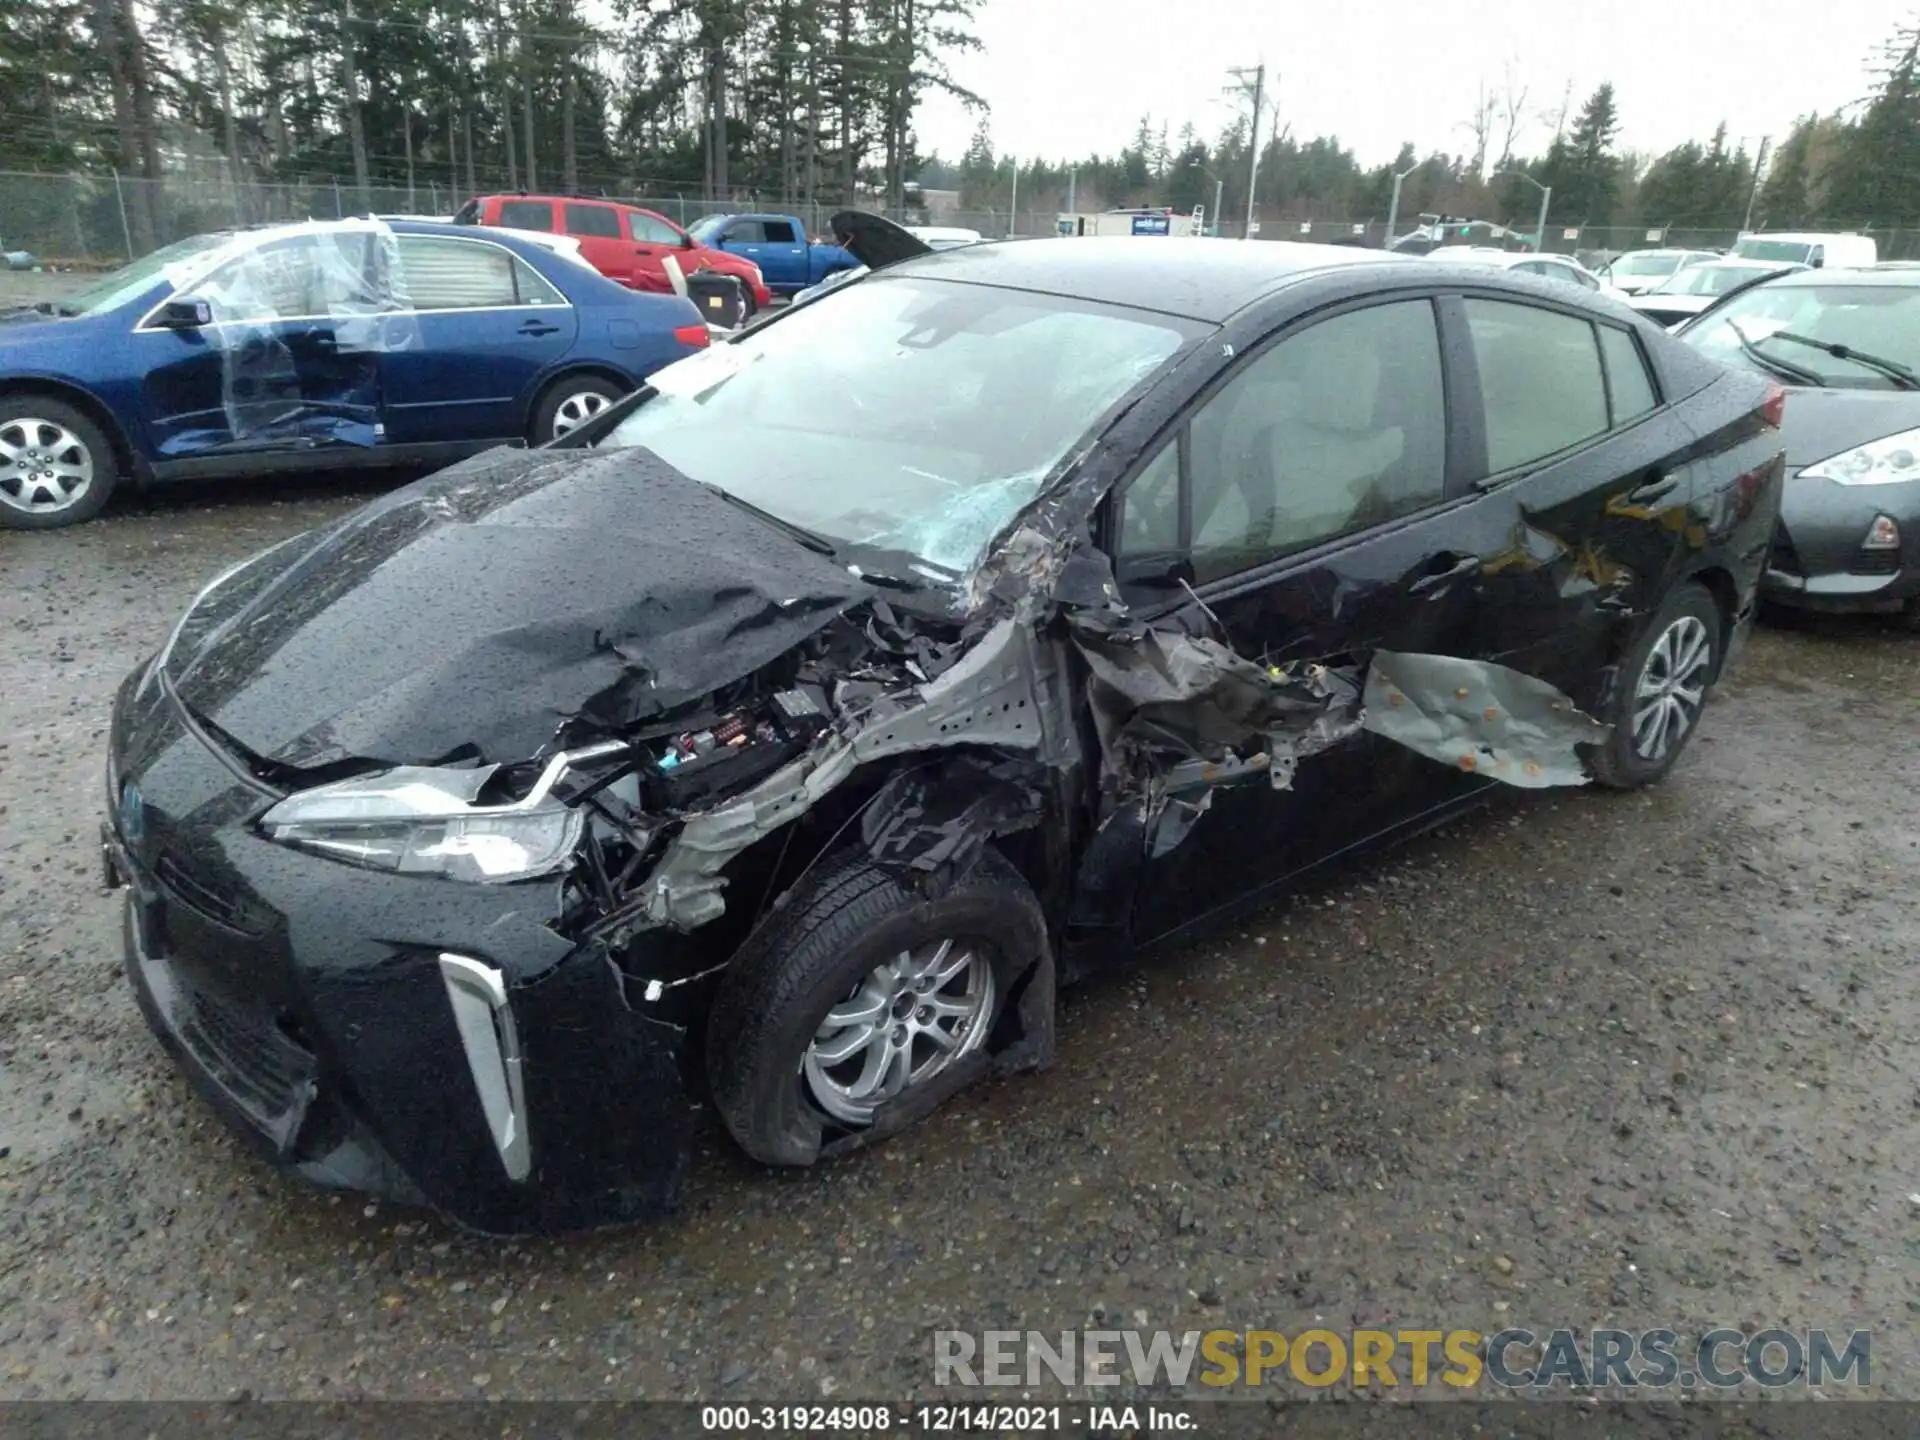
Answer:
[933,1327,1871,1391]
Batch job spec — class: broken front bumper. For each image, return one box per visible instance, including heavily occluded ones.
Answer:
[105,673,696,1234]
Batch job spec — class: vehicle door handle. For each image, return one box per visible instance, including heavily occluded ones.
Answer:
[1409,553,1481,597]
[309,330,337,351]
[517,320,561,338]
[1627,471,1680,504]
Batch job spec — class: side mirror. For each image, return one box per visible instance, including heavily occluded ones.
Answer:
[1114,550,1196,591]
[158,297,213,328]
[682,233,698,249]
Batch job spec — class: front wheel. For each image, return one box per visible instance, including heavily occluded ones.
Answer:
[531,376,624,444]
[1589,581,1723,789]
[0,398,118,529]
[707,847,1045,1166]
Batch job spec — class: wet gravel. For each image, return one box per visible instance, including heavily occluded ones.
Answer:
[3,478,1919,1402]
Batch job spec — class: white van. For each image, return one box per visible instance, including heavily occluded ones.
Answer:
[1730,231,1878,269]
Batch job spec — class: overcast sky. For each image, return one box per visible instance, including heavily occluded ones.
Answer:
[914,0,1911,170]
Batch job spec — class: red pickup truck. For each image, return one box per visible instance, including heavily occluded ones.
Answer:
[453,193,773,312]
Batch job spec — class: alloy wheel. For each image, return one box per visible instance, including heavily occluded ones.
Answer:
[803,938,995,1125]
[1631,614,1712,762]
[550,390,611,439]
[0,417,94,517]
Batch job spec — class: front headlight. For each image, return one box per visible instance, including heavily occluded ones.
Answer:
[259,766,583,882]
[1801,427,1920,485]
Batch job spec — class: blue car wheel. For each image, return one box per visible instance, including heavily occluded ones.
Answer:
[0,397,117,530]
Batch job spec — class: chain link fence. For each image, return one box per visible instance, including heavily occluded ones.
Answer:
[11,169,1920,267]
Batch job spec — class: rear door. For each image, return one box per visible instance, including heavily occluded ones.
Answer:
[1444,293,1696,709]
[561,201,630,285]
[140,231,386,461]
[1113,293,1497,942]
[380,233,578,444]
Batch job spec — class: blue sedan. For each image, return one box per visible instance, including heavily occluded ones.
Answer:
[0,218,709,529]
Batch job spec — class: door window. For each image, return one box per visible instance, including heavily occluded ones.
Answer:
[629,212,683,245]
[1117,439,1182,555]
[564,203,622,239]
[497,199,555,231]
[394,236,563,310]
[725,220,768,243]
[1598,325,1659,423]
[191,233,379,323]
[1464,299,1610,473]
[1175,299,1448,582]
[760,219,799,244]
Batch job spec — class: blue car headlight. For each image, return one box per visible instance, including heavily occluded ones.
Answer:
[259,766,583,882]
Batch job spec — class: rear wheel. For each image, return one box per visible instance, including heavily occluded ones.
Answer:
[0,398,117,529]
[531,375,624,444]
[1590,581,1722,789]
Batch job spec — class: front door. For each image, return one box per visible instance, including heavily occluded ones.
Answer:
[1109,294,1502,944]
[140,231,385,461]
[626,210,691,293]
[715,217,806,290]
[381,234,579,445]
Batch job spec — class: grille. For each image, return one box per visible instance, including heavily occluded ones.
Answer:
[175,983,312,1119]
[1770,532,1803,575]
[1851,547,1901,576]
[155,851,265,933]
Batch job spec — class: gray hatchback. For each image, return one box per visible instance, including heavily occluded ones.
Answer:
[1680,265,1920,625]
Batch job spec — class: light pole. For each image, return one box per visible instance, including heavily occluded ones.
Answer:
[1200,166,1226,235]
[1384,162,1421,248]
[1496,170,1552,252]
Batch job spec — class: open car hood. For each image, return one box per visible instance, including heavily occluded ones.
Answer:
[828,210,934,272]
[162,447,872,769]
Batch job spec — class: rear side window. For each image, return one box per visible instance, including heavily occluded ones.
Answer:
[1598,326,1658,423]
[1465,299,1609,473]
[497,200,554,231]
[564,203,622,239]
[761,219,798,244]
[395,237,564,309]
[630,212,682,244]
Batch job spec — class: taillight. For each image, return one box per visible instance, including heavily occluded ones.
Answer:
[1761,380,1787,428]
[673,323,710,349]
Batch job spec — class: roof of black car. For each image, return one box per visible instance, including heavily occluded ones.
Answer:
[878,236,1406,321]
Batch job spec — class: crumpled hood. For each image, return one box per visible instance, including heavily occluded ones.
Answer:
[1776,386,1920,470]
[164,446,872,767]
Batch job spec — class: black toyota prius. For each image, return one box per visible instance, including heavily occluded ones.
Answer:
[103,231,1786,1233]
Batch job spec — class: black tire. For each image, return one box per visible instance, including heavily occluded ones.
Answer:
[529,374,625,445]
[1589,580,1723,790]
[0,396,118,530]
[707,846,1045,1166]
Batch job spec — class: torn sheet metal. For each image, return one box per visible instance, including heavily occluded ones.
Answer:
[1072,620,1363,791]
[1363,650,1612,787]
[633,616,1077,932]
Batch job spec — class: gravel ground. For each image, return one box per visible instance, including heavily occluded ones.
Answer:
[2,475,1918,1404]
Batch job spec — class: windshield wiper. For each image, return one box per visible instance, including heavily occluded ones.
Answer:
[1755,329,1920,390]
[1725,320,1825,387]
[699,484,836,555]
